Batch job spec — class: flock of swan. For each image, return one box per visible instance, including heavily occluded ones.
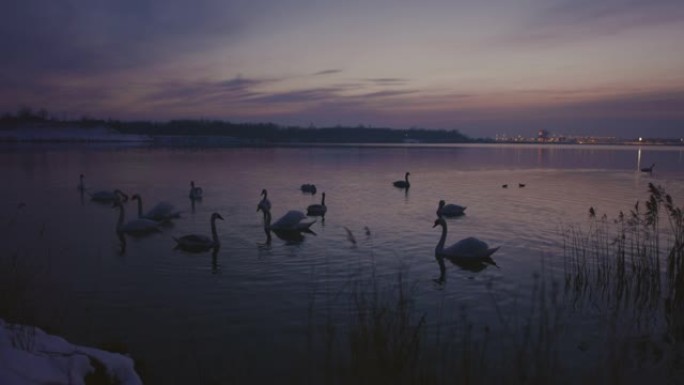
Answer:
[79,171,500,280]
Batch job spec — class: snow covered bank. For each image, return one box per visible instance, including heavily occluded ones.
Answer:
[0,126,152,143]
[0,319,142,385]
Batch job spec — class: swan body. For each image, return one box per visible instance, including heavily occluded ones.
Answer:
[257,189,271,212]
[437,200,466,218]
[433,217,499,261]
[114,200,161,236]
[260,208,314,244]
[131,194,180,221]
[271,210,316,231]
[393,172,411,188]
[301,184,317,194]
[174,212,223,252]
[307,192,327,217]
[91,189,128,204]
[189,181,203,200]
[255,190,315,232]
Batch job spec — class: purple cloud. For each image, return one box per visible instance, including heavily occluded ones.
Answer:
[505,0,684,47]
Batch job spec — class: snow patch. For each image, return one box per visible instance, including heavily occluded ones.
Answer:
[0,318,142,385]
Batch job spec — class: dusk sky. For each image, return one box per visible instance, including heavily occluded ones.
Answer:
[2,0,684,138]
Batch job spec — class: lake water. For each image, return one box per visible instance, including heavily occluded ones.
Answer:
[1,143,683,383]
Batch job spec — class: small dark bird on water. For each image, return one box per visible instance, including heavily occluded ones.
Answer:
[640,163,655,173]
[502,184,508,188]
[301,184,317,194]
[518,183,526,188]
[393,172,411,189]
[589,207,596,218]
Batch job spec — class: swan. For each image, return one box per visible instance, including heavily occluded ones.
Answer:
[301,184,317,194]
[433,216,499,261]
[437,200,466,218]
[640,163,655,173]
[502,184,508,189]
[189,181,203,200]
[307,192,327,217]
[131,194,181,222]
[260,208,313,244]
[393,172,410,189]
[258,205,315,232]
[114,200,161,236]
[173,212,223,252]
[257,189,271,212]
[518,183,526,188]
[91,189,128,204]
[271,210,316,231]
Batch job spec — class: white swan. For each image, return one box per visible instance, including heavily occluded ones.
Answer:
[258,205,315,232]
[114,200,161,236]
[272,210,316,231]
[91,189,128,204]
[189,181,203,200]
[257,189,271,212]
[393,172,410,189]
[131,194,181,221]
[307,192,327,217]
[437,200,466,218]
[173,212,223,252]
[433,216,499,261]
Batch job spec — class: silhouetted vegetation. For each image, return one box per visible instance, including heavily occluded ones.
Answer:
[1,107,479,144]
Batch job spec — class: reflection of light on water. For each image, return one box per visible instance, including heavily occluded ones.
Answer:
[637,148,642,170]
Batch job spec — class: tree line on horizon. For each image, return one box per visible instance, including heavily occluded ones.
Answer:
[0,107,479,143]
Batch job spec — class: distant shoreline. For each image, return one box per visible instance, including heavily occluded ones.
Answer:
[1,119,681,147]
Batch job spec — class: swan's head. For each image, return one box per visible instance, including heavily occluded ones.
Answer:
[261,189,268,197]
[433,217,445,228]
[438,200,445,209]
[114,190,128,203]
[405,172,410,177]
[131,194,141,201]
[211,213,224,221]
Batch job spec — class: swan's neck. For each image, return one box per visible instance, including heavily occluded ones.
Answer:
[263,210,271,232]
[116,204,125,231]
[135,198,143,217]
[405,174,409,183]
[321,194,326,205]
[211,217,219,246]
[436,221,447,255]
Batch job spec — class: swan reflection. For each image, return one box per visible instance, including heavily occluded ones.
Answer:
[435,254,498,284]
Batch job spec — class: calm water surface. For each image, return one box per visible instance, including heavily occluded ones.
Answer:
[1,143,683,383]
